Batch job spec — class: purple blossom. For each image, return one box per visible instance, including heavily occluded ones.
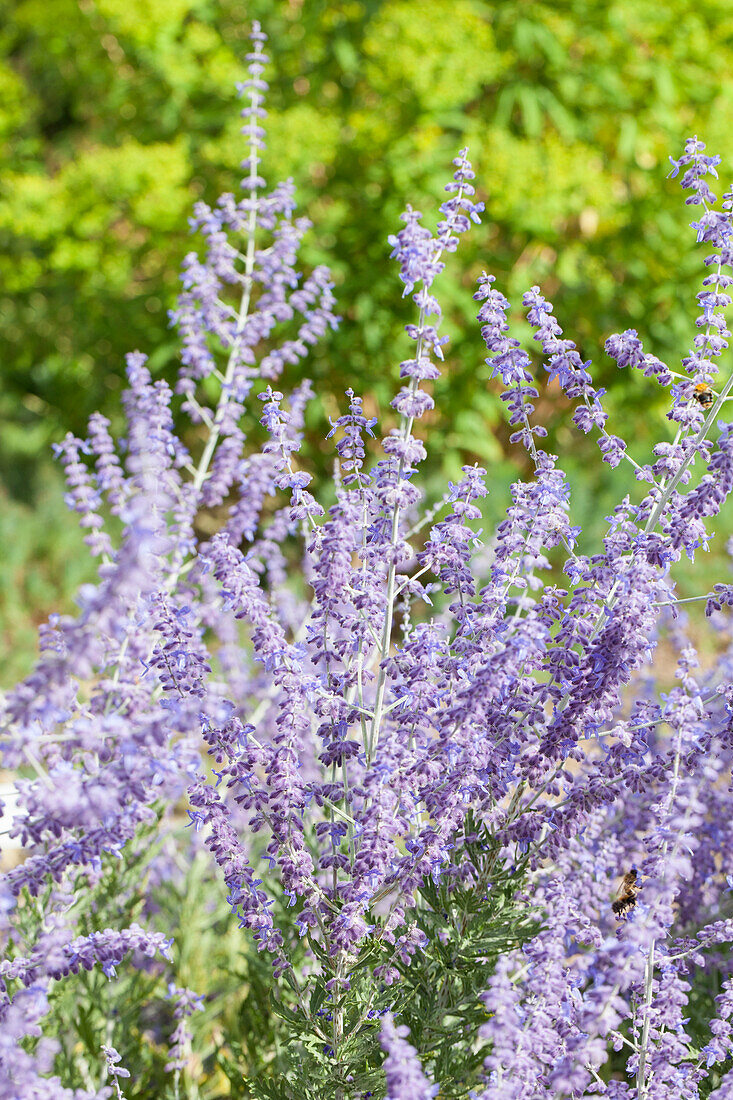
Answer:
[380,1014,438,1099]
[102,1045,130,1100]
[4,23,733,1099]
[0,983,105,1100]
[164,984,205,1073]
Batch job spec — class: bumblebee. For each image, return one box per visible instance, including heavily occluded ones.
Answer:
[692,382,714,408]
[612,869,640,920]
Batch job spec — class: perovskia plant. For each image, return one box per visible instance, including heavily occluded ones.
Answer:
[2,20,733,1100]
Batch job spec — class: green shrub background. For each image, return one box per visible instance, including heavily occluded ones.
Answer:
[2,0,733,684]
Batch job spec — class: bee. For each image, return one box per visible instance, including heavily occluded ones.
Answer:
[692,382,714,408]
[612,868,640,920]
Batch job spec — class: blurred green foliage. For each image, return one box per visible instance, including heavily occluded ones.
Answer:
[2,0,733,683]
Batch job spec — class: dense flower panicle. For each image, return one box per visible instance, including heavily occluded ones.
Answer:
[147,596,211,699]
[386,146,483,300]
[0,921,172,990]
[376,149,483,578]
[476,273,546,453]
[222,378,313,547]
[0,983,105,1100]
[388,207,437,297]
[607,329,675,387]
[665,140,733,456]
[186,775,284,958]
[53,433,112,558]
[479,880,607,1099]
[419,464,488,602]
[380,1014,438,1100]
[4,22,733,1097]
[326,389,377,485]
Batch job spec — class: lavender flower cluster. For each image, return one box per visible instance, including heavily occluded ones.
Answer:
[2,21,733,1099]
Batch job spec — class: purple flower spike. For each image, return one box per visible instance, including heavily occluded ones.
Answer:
[5,20,733,1099]
[380,1014,438,1100]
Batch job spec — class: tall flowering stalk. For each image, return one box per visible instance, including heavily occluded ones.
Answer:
[2,21,733,1100]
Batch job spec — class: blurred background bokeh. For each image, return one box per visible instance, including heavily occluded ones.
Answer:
[2,0,733,685]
